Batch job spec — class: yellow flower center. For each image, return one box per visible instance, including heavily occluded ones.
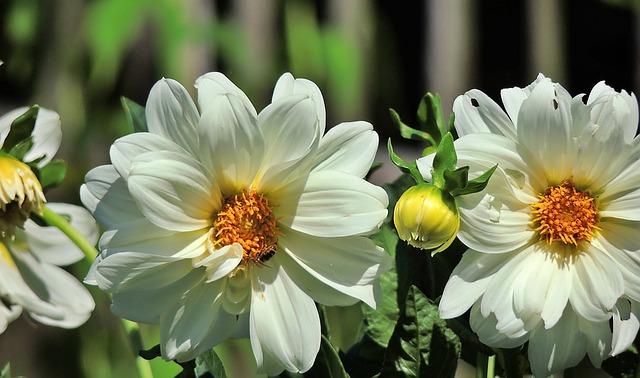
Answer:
[0,156,45,237]
[212,190,278,264]
[531,180,600,246]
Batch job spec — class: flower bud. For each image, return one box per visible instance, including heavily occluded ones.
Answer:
[393,183,460,254]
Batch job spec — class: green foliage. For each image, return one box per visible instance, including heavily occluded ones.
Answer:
[387,139,424,184]
[305,335,349,378]
[121,97,148,133]
[378,286,460,378]
[0,363,10,378]
[194,349,227,378]
[37,159,68,191]
[3,105,38,155]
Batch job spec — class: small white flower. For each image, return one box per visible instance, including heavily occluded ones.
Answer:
[0,108,97,331]
[81,72,391,374]
[418,75,640,376]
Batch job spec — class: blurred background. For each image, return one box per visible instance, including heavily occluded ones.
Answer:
[0,0,637,376]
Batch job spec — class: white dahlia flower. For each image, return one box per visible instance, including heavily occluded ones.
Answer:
[0,107,97,331]
[81,72,391,375]
[418,75,640,376]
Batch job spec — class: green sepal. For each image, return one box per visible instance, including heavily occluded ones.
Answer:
[442,166,469,195]
[417,93,446,144]
[194,349,227,378]
[377,285,461,378]
[387,139,424,184]
[121,96,148,133]
[389,108,435,145]
[3,105,39,153]
[453,164,497,197]
[431,132,456,188]
[37,159,68,191]
[7,137,34,161]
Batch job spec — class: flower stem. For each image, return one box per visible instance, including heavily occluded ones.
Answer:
[122,319,155,378]
[41,205,99,262]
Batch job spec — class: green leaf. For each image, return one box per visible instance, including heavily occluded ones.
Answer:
[454,164,498,197]
[304,335,349,378]
[37,159,67,191]
[431,133,457,188]
[417,93,446,143]
[121,96,148,133]
[390,108,435,145]
[0,363,11,378]
[3,105,38,153]
[378,286,461,378]
[387,139,424,184]
[442,167,469,195]
[194,349,227,378]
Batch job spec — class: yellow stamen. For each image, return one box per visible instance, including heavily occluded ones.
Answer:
[531,180,600,246]
[0,156,45,237]
[212,190,278,264]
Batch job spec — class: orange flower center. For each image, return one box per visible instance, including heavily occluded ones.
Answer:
[212,190,278,264]
[531,180,600,245]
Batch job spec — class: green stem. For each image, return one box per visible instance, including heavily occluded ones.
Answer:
[487,354,495,378]
[41,205,99,262]
[122,320,155,378]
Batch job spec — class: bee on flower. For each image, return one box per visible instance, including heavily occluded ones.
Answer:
[81,72,392,375]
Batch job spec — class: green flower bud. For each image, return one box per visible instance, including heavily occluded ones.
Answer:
[393,183,460,254]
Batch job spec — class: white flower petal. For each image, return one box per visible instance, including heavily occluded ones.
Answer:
[25,107,62,166]
[469,303,529,349]
[11,244,94,328]
[250,262,320,375]
[578,317,612,368]
[594,219,640,301]
[452,89,517,140]
[480,246,535,337]
[272,72,326,135]
[146,78,200,154]
[0,244,63,320]
[278,228,391,307]
[274,252,364,307]
[94,252,195,293]
[587,81,639,143]
[0,302,21,333]
[197,89,263,193]
[511,244,571,329]
[160,277,239,362]
[22,203,98,266]
[569,243,624,322]
[81,165,142,229]
[195,243,243,282]
[611,298,640,355]
[276,170,388,237]
[516,79,575,184]
[100,222,208,259]
[439,250,510,319]
[111,269,203,324]
[195,72,258,118]
[256,95,320,191]
[528,307,586,378]
[128,150,220,232]
[110,132,187,179]
[311,121,378,177]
